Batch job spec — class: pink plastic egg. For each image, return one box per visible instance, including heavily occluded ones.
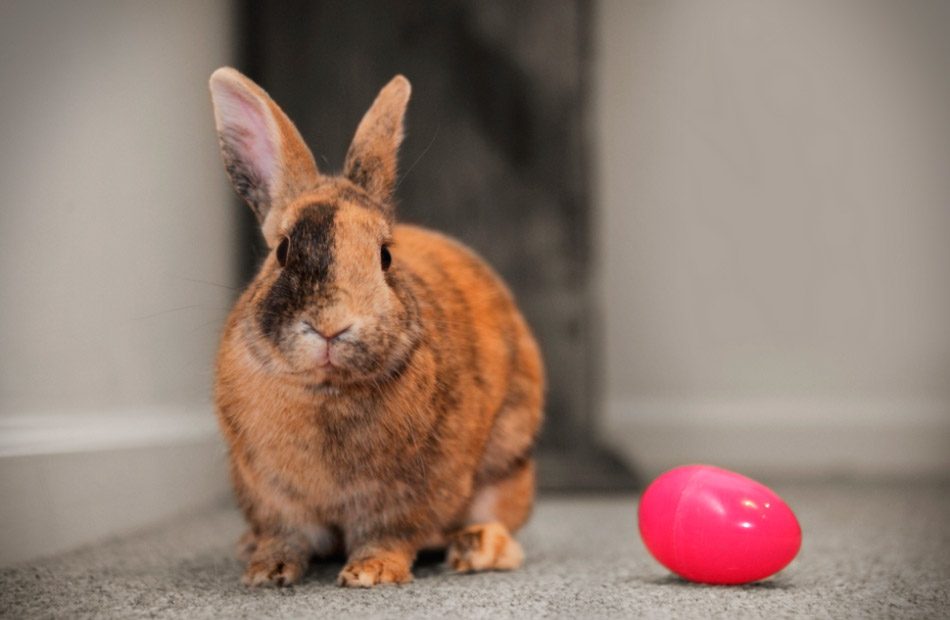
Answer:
[638,465,802,585]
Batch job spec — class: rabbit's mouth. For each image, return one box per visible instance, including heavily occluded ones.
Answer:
[299,344,370,383]
[313,355,350,376]
[276,318,362,374]
[309,356,343,377]
[273,316,414,388]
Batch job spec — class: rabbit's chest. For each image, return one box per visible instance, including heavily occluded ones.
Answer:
[242,401,401,515]
[245,418,337,500]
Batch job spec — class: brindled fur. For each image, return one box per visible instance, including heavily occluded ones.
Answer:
[209,68,544,588]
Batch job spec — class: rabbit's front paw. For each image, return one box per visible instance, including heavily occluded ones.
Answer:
[448,522,524,572]
[242,556,306,587]
[337,551,413,588]
[240,534,309,587]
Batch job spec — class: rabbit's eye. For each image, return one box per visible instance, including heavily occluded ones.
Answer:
[380,244,392,271]
[276,237,290,267]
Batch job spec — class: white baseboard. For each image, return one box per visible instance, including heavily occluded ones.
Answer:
[601,397,950,481]
[0,406,231,567]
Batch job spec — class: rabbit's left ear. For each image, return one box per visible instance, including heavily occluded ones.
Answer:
[209,67,321,242]
[343,75,411,212]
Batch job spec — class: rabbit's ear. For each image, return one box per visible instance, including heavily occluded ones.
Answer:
[343,75,411,211]
[209,67,320,230]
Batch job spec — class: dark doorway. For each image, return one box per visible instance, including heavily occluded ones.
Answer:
[234,0,637,491]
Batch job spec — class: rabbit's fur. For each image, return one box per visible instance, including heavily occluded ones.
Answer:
[209,68,544,587]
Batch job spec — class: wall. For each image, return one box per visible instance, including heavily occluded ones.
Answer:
[593,0,950,478]
[0,0,235,565]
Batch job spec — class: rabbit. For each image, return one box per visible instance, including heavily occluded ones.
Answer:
[208,67,544,588]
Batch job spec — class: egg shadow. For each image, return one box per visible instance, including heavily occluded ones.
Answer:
[641,574,795,591]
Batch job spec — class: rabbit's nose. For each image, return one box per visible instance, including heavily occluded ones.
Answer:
[315,324,352,342]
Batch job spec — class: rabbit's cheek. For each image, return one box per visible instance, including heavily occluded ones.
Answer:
[325,338,358,369]
[327,341,348,368]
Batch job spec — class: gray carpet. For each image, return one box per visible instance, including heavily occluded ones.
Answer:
[2,481,949,619]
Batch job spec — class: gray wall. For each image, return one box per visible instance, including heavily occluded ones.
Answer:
[0,0,234,565]
[0,0,236,417]
[594,0,950,477]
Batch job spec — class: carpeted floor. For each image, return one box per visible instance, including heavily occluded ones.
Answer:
[2,480,949,619]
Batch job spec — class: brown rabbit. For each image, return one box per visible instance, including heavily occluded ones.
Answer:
[209,67,544,588]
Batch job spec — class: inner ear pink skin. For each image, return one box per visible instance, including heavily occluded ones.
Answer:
[217,82,279,184]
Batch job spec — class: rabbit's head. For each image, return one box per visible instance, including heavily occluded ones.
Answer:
[210,68,419,388]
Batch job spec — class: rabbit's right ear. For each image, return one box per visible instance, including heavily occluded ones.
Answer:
[209,67,320,242]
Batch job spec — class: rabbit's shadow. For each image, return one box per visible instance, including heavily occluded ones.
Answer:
[171,548,450,595]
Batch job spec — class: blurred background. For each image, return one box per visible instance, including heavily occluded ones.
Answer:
[1,0,948,566]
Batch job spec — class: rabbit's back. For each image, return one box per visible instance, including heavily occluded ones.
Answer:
[394,224,545,511]
[393,222,536,407]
